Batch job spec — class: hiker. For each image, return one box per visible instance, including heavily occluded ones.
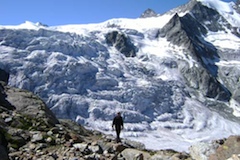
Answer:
[112,112,124,142]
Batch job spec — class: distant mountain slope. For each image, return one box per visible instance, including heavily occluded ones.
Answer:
[0,0,240,152]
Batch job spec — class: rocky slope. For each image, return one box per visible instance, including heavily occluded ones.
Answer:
[0,79,192,159]
[2,79,240,160]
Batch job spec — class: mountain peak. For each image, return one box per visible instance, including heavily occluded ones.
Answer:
[196,0,234,13]
[166,0,240,27]
[140,8,159,18]
[35,22,48,27]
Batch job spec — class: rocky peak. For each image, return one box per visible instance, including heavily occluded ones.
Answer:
[158,13,207,50]
[190,1,231,32]
[140,8,159,18]
[166,0,232,32]
[159,0,238,104]
[158,12,231,101]
[165,0,198,14]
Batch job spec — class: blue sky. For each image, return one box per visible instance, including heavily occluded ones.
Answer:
[1,0,235,26]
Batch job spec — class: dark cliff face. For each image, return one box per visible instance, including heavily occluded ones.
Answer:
[189,1,232,32]
[158,12,217,65]
[166,0,235,33]
[188,1,239,39]
[0,82,15,111]
[0,69,9,84]
[0,69,14,110]
[105,31,137,57]
[158,2,232,101]
[158,14,193,50]
[158,13,207,51]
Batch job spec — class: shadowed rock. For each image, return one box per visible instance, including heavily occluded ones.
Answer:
[0,69,9,84]
[105,31,137,57]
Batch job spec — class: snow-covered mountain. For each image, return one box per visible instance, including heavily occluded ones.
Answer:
[0,0,240,152]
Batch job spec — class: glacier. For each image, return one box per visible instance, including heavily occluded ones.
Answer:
[0,0,240,152]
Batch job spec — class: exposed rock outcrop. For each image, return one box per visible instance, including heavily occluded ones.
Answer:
[0,69,9,84]
[190,1,231,32]
[189,140,221,160]
[0,83,15,111]
[105,31,137,57]
[189,136,240,160]
[209,136,240,160]
[5,85,59,126]
[159,13,231,101]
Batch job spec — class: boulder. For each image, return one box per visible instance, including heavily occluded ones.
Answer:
[73,143,88,152]
[189,141,219,160]
[31,132,44,143]
[120,148,151,160]
[5,86,59,127]
[88,144,103,154]
[227,154,240,160]
[209,136,240,160]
